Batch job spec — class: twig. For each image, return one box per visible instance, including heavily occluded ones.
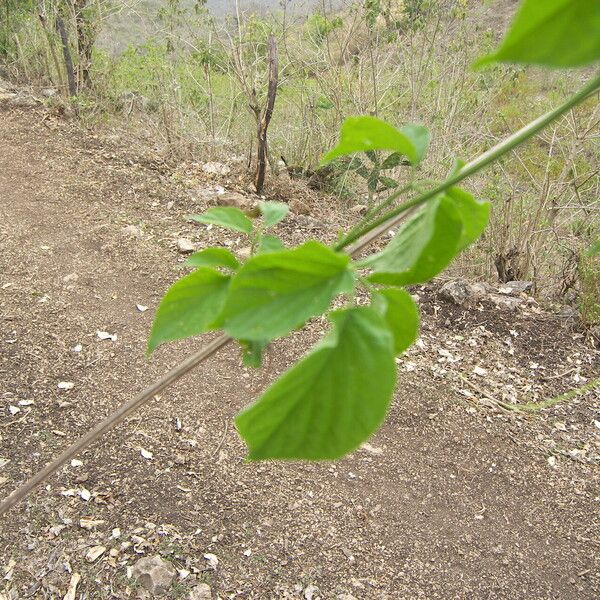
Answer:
[457,374,518,413]
[212,419,229,457]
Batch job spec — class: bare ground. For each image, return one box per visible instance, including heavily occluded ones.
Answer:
[0,106,599,599]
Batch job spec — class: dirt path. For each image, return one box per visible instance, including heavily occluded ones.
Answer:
[0,107,598,599]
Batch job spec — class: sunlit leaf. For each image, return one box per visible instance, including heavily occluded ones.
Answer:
[362,195,463,285]
[446,187,490,251]
[321,116,429,166]
[216,241,354,341]
[184,247,240,270]
[189,207,253,234]
[259,201,289,228]
[475,0,600,68]
[373,288,420,355]
[148,268,230,354]
[236,306,396,460]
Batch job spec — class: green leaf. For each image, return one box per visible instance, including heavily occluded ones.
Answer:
[362,196,463,285]
[367,168,380,193]
[381,152,408,170]
[216,241,354,341]
[346,156,365,171]
[321,116,429,166]
[446,187,490,251]
[257,234,285,254]
[148,268,230,354]
[475,0,600,68]
[399,124,430,165]
[189,207,253,234]
[259,201,289,228]
[235,306,396,460]
[373,288,420,355]
[240,339,268,368]
[184,247,240,270]
[378,175,399,190]
[365,150,380,165]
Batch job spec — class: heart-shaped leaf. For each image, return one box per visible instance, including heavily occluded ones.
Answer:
[321,116,429,166]
[259,201,289,228]
[362,196,463,286]
[148,268,230,354]
[216,241,354,342]
[184,248,240,270]
[236,306,396,460]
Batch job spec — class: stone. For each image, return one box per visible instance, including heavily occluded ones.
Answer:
[215,191,254,211]
[189,583,212,600]
[290,198,310,215]
[350,204,368,215]
[122,224,143,239]
[177,238,195,254]
[499,280,533,295]
[41,88,58,98]
[131,555,176,595]
[488,293,523,311]
[438,280,489,305]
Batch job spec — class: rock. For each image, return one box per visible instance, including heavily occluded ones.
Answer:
[177,238,195,254]
[498,280,533,295]
[350,204,368,215]
[290,198,310,215]
[131,555,176,595]
[488,293,523,311]
[122,224,143,239]
[202,162,230,176]
[41,88,58,98]
[216,191,254,211]
[557,305,578,318]
[438,280,489,305]
[189,583,212,600]
[85,546,106,562]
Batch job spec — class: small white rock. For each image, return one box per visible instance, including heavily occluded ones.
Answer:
[71,344,82,352]
[85,545,106,562]
[136,304,148,312]
[177,238,195,254]
[8,406,20,416]
[70,459,83,467]
[58,381,74,390]
[140,448,153,460]
[96,330,117,341]
[203,553,219,569]
[80,488,92,501]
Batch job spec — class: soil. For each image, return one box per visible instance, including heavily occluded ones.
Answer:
[0,105,599,600]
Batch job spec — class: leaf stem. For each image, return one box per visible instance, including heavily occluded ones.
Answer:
[335,71,600,252]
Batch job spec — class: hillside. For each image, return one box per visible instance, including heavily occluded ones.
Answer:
[0,89,599,599]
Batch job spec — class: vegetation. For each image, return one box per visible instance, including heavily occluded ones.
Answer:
[144,1,600,461]
[0,0,597,478]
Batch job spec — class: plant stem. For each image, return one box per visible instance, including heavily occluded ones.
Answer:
[335,71,600,252]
